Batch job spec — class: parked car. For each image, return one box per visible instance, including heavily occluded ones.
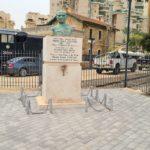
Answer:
[2,57,42,77]
[0,66,2,75]
[0,65,7,75]
[93,51,137,74]
[137,54,150,70]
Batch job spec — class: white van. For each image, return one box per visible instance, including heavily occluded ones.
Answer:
[93,51,137,74]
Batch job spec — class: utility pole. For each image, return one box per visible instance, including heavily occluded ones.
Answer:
[148,0,150,33]
[89,29,94,69]
[124,0,132,87]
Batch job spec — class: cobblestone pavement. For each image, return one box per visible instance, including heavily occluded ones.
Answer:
[0,88,150,150]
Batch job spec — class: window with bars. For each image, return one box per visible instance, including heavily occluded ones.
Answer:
[1,34,14,43]
[99,31,102,40]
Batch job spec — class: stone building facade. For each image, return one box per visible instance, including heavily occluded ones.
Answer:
[0,11,15,29]
[112,0,149,44]
[89,0,149,44]
[50,0,90,18]
[25,12,50,28]
[50,0,149,44]
[23,12,118,56]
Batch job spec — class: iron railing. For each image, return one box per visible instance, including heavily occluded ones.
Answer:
[81,54,150,96]
[0,50,150,96]
[0,51,42,89]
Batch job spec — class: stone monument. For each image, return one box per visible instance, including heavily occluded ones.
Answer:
[42,10,83,105]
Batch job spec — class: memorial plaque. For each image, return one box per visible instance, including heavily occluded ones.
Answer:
[43,35,83,102]
[43,36,82,63]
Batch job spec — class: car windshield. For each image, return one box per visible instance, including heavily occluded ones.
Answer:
[109,52,120,58]
[7,57,21,62]
[96,52,119,59]
[7,57,23,63]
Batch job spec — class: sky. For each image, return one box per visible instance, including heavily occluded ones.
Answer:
[0,0,49,29]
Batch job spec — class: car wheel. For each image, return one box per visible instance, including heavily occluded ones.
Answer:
[131,63,137,72]
[113,64,120,75]
[19,68,27,77]
[96,68,102,74]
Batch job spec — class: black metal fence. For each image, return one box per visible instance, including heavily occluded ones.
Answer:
[0,29,43,89]
[81,51,150,96]
[0,51,42,89]
[0,49,150,96]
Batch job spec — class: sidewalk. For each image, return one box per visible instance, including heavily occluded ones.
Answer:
[0,88,150,150]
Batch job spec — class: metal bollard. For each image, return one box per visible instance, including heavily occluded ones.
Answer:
[109,98,113,111]
[19,87,24,101]
[26,99,31,115]
[49,98,53,114]
[95,88,99,101]
[90,86,94,97]
[104,94,107,107]
[22,95,27,107]
[85,97,88,112]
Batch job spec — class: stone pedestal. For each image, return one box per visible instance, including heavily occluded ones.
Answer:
[42,36,83,103]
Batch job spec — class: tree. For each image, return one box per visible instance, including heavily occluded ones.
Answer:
[122,28,144,45]
[141,34,150,52]
[129,34,143,51]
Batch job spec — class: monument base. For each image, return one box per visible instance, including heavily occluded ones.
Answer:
[52,99,85,108]
[42,62,83,105]
[42,36,83,107]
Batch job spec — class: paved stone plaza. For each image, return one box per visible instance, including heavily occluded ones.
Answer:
[0,88,150,150]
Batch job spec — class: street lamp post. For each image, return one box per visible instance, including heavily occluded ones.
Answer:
[124,0,132,87]
[88,29,95,69]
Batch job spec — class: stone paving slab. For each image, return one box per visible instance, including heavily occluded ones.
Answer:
[0,88,150,150]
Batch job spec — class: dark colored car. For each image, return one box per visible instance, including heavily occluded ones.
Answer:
[0,64,7,75]
[2,57,42,77]
[0,66,2,75]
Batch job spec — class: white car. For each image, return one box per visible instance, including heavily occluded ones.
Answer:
[93,51,137,74]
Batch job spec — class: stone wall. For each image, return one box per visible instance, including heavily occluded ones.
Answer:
[91,3,100,19]
[77,0,89,17]
[50,0,89,18]
[82,25,115,55]
[114,13,126,44]
[0,11,15,29]
[67,16,83,31]
[25,12,50,28]
[22,26,52,36]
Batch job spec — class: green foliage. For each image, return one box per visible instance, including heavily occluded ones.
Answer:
[141,34,150,52]
[129,34,143,51]
[122,27,150,52]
